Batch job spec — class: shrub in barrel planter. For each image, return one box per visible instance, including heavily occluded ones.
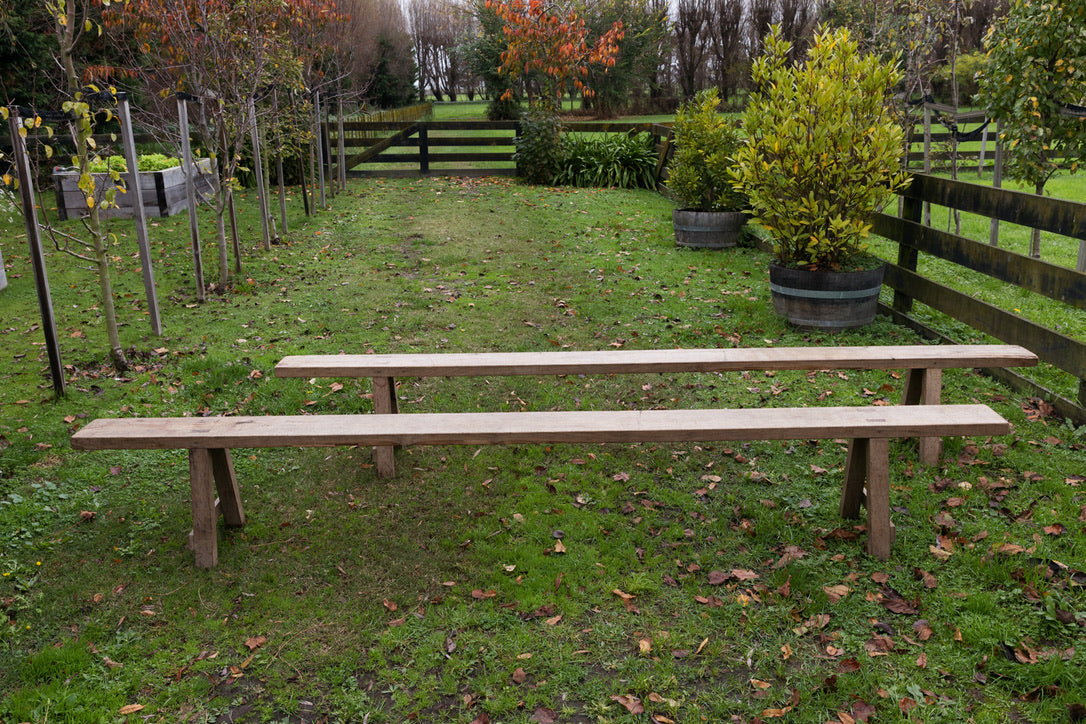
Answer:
[53,155,217,221]
[731,25,910,328]
[667,88,747,250]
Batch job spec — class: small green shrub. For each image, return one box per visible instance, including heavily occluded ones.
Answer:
[555,132,657,189]
[513,106,565,185]
[86,153,181,174]
[732,25,910,270]
[667,88,745,211]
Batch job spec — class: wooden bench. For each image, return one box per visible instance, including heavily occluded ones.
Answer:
[70,404,1010,568]
[274,345,1036,476]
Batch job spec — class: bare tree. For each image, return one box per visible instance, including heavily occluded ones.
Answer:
[709,0,744,101]
[778,0,817,60]
[747,0,776,60]
[674,0,711,99]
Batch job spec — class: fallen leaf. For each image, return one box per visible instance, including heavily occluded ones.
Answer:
[611,694,644,714]
[244,635,267,651]
[530,707,557,723]
[553,539,566,554]
[824,584,851,602]
[119,704,144,715]
[471,589,497,599]
[383,598,398,612]
[512,667,527,683]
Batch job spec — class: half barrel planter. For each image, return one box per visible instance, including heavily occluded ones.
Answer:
[673,209,746,249]
[769,263,886,329]
[53,158,217,221]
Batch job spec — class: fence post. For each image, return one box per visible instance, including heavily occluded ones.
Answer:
[8,108,65,396]
[893,194,922,315]
[989,120,1003,247]
[419,126,429,175]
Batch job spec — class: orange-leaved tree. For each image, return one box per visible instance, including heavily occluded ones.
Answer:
[486,0,624,113]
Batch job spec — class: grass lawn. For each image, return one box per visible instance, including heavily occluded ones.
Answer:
[0,176,1084,723]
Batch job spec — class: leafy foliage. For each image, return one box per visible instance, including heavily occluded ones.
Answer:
[666,87,745,212]
[977,0,1086,194]
[485,0,624,110]
[555,132,657,189]
[732,25,910,271]
[513,105,565,184]
[85,153,180,173]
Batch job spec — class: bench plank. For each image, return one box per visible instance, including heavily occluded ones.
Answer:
[273,344,1037,378]
[274,345,1034,472]
[70,405,1009,451]
[70,404,1009,567]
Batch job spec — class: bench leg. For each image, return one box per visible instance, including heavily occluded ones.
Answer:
[189,449,219,569]
[840,438,893,561]
[902,368,943,466]
[372,375,397,478]
[210,448,245,527]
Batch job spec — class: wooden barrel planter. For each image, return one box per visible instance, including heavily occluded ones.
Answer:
[673,209,746,249]
[769,263,886,329]
[53,159,217,221]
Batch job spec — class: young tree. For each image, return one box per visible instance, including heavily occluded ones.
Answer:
[4,0,133,369]
[978,0,1086,260]
[486,0,624,112]
[118,0,305,289]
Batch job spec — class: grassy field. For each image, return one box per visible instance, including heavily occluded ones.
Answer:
[0,174,1084,723]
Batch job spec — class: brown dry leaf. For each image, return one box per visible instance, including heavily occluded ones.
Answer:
[879,587,920,615]
[780,644,793,660]
[836,658,861,673]
[913,568,938,589]
[382,598,398,612]
[824,584,851,602]
[119,704,144,715]
[611,694,645,714]
[916,652,928,668]
[639,638,653,654]
[612,589,639,612]
[751,678,772,690]
[471,589,497,599]
[913,620,934,641]
[530,708,556,724]
[544,614,562,626]
[707,570,730,585]
[512,667,527,683]
[469,713,490,724]
[865,635,894,656]
[761,689,800,718]
[732,568,759,581]
[554,539,567,554]
[244,635,267,652]
[998,543,1025,555]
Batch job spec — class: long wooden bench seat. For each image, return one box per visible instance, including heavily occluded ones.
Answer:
[70,404,1010,568]
[274,345,1036,475]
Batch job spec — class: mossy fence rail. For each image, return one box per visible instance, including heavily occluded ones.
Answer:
[334,119,1086,424]
[329,120,673,181]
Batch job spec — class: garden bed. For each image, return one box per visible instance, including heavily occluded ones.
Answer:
[52,157,217,221]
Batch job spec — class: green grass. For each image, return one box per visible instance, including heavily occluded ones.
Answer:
[0,175,1084,723]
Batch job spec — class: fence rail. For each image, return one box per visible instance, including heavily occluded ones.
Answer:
[874,174,1086,422]
[327,120,673,182]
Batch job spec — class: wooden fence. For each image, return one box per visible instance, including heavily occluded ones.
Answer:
[873,174,1086,422]
[332,118,1086,423]
[327,120,673,181]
